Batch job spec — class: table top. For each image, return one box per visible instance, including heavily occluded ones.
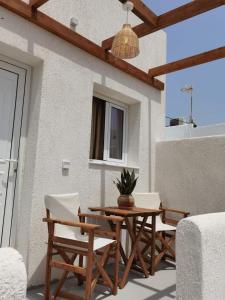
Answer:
[89,206,161,217]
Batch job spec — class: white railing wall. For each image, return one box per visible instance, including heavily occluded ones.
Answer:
[164,123,225,141]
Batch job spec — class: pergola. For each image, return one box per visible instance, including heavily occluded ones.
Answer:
[1,0,225,91]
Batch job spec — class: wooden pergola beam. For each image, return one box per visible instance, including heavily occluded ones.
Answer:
[29,0,49,10]
[148,46,225,77]
[0,0,164,90]
[118,0,158,26]
[103,0,225,50]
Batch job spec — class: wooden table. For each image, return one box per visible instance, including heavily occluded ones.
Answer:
[89,206,161,288]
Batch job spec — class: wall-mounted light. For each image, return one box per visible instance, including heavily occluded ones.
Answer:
[70,17,79,31]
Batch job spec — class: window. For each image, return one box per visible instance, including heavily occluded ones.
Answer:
[90,96,127,164]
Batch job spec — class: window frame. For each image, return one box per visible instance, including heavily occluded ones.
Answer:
[92,93,128,165]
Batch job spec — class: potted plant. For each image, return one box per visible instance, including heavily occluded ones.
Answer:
[114,168,138,208]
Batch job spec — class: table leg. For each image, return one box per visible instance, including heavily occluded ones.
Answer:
[125,217,149,278]
[107,219,128,265]
[119,216,148,288]
[125,229,130,257]
[150,214,156,275]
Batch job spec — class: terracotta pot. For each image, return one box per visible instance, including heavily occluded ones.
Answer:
[117,194,134,208]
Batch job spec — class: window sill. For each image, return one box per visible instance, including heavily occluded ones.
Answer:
[89,160,139,170]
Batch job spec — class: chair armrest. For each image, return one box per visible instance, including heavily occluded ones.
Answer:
[79,213,124,223]
[79,213,124,239]
[160,207,190,225]
[42,218,100,232]
[161,207,190,217]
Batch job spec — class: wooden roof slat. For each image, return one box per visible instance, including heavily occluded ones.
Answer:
[148,46,225,77]
[103,0,225,50]
[0,0,164,90]
[118,0,158,26]
[30,0,49,10]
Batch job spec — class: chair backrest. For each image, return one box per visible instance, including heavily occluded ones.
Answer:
[133,192,162,224]
[44,193,80,239]
[133,192,161,209]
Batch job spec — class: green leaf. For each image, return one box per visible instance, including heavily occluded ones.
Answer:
[113,169,138,195]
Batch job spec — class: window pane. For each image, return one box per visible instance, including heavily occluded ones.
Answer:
[90,97,105,160]
[109,107,124,160]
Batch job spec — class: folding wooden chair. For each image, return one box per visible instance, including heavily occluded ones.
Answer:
[43,193,123,300]
[133,192,190,273]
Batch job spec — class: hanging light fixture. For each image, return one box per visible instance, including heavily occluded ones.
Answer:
[111,1,140,59]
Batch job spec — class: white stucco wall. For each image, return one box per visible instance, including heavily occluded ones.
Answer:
[0,1,166,285]
[176,213,225,300]
[155,135,225,215]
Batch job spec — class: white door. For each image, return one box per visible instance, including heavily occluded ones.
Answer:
[0,60,27,247]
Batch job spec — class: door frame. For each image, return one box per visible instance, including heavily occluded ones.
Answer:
[0,54,31,247]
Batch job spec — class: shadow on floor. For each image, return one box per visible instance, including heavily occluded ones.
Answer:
[27,262,176,300]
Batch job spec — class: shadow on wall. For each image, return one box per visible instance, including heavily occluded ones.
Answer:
[28,255,46,289]
[88,165,115,208]
[28,250,63,289]
[15,62,44,265]
[0,9,162,102]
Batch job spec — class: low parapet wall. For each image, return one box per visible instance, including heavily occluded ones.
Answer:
[176,213,225,300]
[155,135,225,215]
[164,123,225,141]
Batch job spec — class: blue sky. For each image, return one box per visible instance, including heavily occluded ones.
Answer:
[143,0,225,126]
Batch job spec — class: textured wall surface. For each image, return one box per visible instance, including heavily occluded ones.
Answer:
[0,248,27,300]
[176,213,225,300]
[0,0,166,286]
[155,135,225,215]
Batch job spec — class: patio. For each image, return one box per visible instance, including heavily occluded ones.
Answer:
[27,262,176,300]
[0,1,225,300]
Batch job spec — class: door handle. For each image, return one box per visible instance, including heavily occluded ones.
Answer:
[5,159,18,163]
[0,158,18,164]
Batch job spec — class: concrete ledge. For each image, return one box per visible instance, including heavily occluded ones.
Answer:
[176,213,225,300]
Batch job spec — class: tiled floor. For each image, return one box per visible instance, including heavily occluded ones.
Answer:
[27,262,176,300]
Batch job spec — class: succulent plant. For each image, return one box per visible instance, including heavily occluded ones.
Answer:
[114,169,138,195]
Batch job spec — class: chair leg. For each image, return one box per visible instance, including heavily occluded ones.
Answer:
[52,271,69,300]
[53,254,77,299]
[113,241,120,295]
[85,231,94,300]
[78,255,84,286]
[44,243,53,300]
[161,232,166,261]
[152,232,176,271]
[85,254,93,300]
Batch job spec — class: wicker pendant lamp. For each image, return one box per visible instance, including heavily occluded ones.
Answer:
[112,1,140,59]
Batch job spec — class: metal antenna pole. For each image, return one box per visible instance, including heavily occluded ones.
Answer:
[181,85,194,125]
[190,89,193,124]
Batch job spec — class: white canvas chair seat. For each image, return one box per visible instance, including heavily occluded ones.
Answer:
[155,221,176,232]
[54,225,114,251]
[145,215,176,232]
